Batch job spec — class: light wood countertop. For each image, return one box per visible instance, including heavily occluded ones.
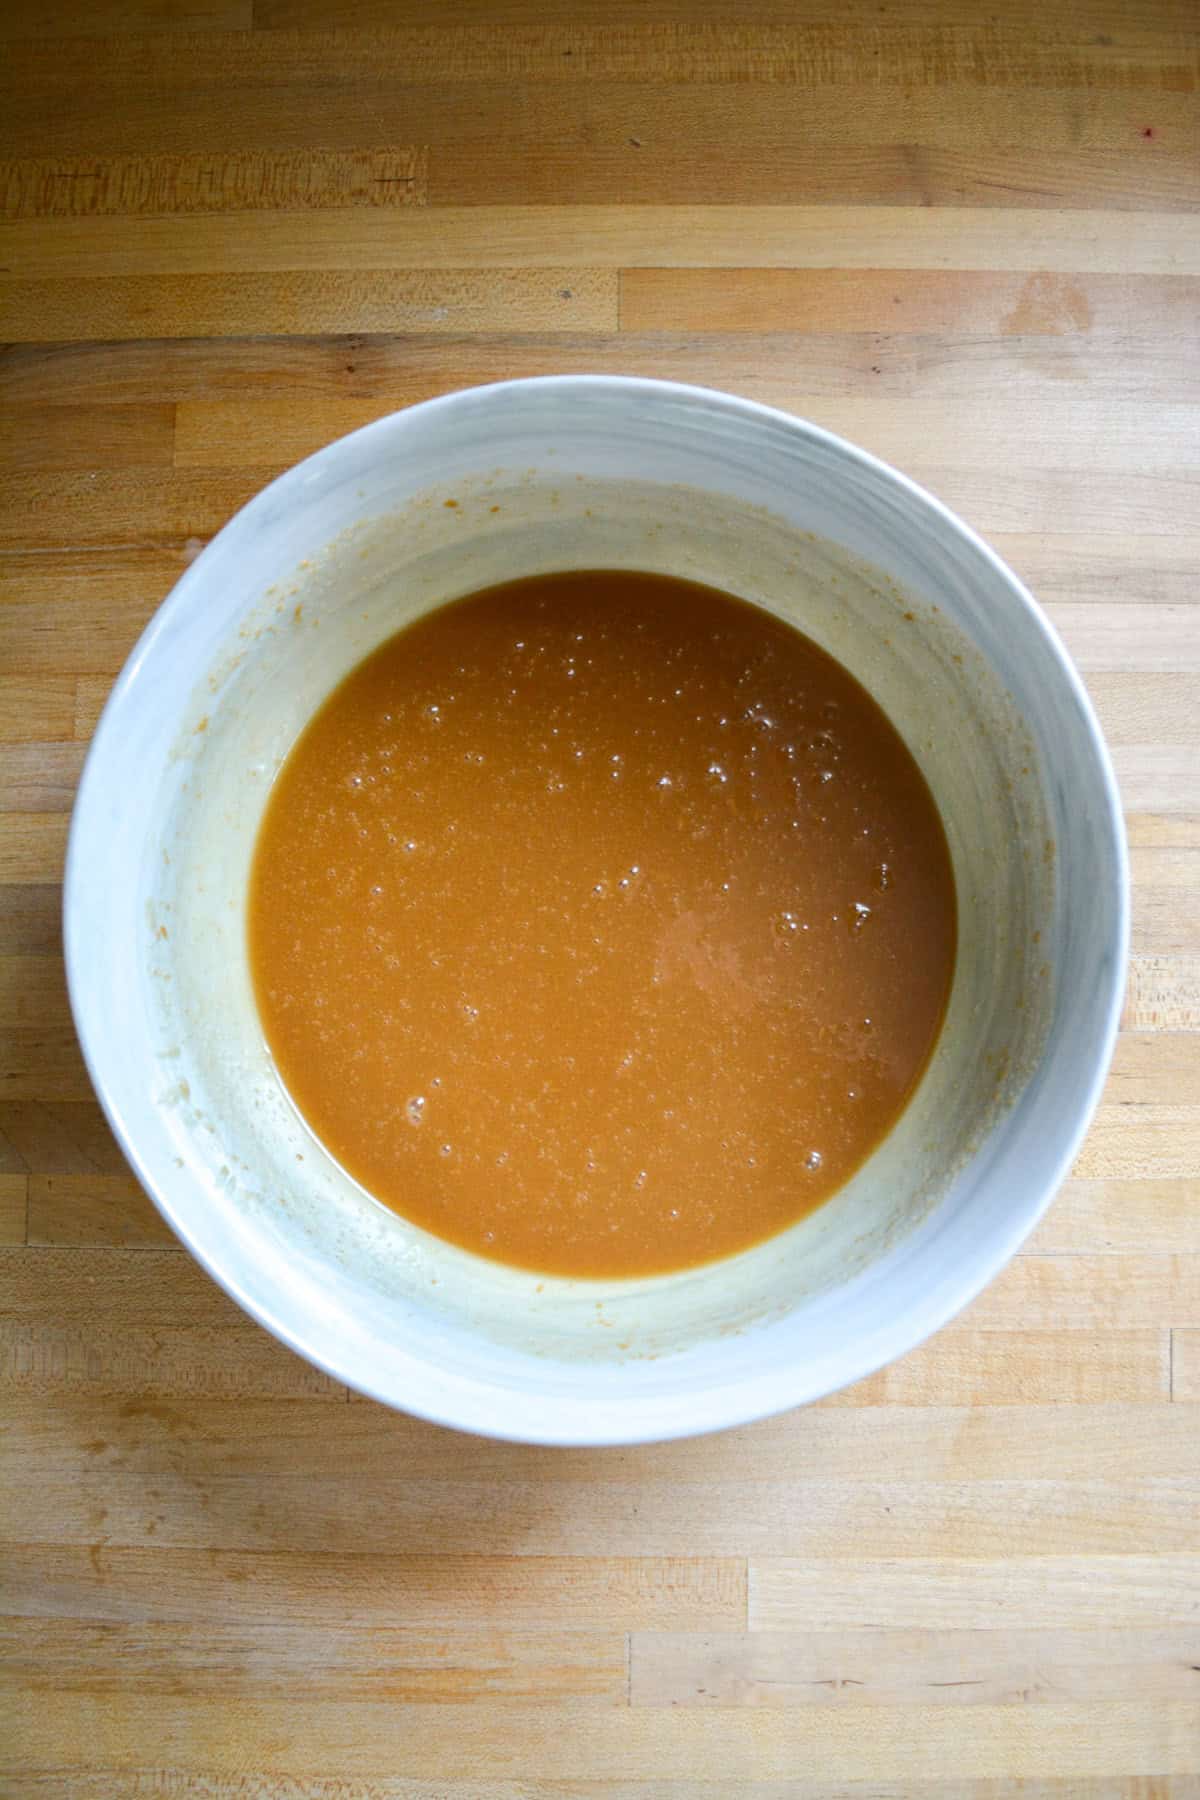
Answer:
[1,2,1198,1792]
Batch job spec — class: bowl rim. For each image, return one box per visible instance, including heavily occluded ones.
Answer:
[64,373,1130,1443]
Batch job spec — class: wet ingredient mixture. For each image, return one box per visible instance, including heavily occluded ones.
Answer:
[249,570,956,1278]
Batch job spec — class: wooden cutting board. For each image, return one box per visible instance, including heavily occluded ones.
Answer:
[1,2,1198,1792]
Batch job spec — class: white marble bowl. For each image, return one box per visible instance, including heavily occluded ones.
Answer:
[65,378,1127,1443]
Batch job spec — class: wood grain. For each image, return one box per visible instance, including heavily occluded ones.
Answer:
[1172,1330,1200,1399]
[629,1627,1200,1707]
[621,269,1200,335]
[0,0,251,40]
[0,1173,27,1244]
[5,22,1197,99]
[12,1391,1199,1483]
[7,1781,1200,1800]
[4,1694,1199,1783]
[0,744,88,812]
[2,1543,747,1631]
[0,268,618,343]
[1,3,1198,1793]
[13,1473,1198,1559]
[1030,1177,1200,1253]
[4,1779,1199,1800]
[26,1173,175,1246]
[5,206,1197,277]
[5,1617,629,1704]
[1124,956,1200,1030]
[749,1557,1200,1631]
[949,1253,1200,1328]
[0,676,77,743]
[0,403,173,471]
[1,148,429,218]
[5,331,1195,408]
[0,550,178,676]
[0,1099,132,1173]
[0,814,70,885]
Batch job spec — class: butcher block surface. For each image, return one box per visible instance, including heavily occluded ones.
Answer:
[1,1,1198,1793]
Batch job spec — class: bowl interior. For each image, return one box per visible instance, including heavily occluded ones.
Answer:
[67,379,1125,1441]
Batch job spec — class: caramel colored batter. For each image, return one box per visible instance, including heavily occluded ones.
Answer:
[249,570,956,1278]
